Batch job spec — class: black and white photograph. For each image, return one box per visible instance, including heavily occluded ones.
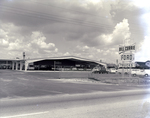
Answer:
[0,0,150,117]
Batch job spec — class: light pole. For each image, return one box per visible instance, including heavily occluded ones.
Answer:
[54,61,55,71]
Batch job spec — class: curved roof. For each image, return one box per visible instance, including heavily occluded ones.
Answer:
[25,56,107,67]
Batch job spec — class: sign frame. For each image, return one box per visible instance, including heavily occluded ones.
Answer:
[118,43,136,78]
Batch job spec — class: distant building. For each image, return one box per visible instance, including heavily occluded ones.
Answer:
[135,61,150,69]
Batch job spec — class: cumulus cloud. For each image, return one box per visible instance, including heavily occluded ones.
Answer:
[135,11,150,62]
[0,29,9,47]
[81,18,131,53]
[64,52,70,56]
[71,45,118,62]
[26,31,58,57]
[31,31,56,50]
[135,36,150,61]
[0,29,8,39]
[98,19,131,45]
[0,22,58,59]
[8,39,23,51]
[0,39,9,47]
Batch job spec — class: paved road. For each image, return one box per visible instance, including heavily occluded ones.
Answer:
[1,89,150,118]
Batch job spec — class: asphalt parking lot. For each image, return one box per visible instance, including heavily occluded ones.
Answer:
[0,70,149,99]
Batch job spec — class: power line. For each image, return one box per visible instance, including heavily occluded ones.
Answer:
[0,2,142,29]
[0,4,145,35]
[0,5,114,30]
[33,1,144,27]
[34,1,108,19]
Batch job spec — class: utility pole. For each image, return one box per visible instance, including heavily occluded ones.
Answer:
[23,52,25,70]
[23,52,25,60]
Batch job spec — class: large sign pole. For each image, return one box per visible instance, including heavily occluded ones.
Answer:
[119,42,135,78]
[129,51,132,78]
[122,39,126,78]
[122,48,124,78]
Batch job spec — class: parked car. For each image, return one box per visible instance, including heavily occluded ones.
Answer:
[131,69,150,77]
[108,68,117,74]
[99,69,109,74]
[117,68,130,74]
[92,67,108,74]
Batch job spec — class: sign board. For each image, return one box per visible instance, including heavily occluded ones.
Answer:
[119,45,135,54]
[121,54,134,61]
[119,63,136,67]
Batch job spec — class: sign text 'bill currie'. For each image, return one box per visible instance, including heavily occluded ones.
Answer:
[119,45,135,52]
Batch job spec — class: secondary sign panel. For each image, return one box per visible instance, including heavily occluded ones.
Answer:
[119,63,136,67]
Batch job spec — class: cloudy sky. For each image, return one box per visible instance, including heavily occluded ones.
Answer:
[0,0,150,63]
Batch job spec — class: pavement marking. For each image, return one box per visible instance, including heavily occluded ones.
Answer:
[0,111,49,118]
[33,88,63,94]
[0,78,12,82]
[51,90,64,94]
[17,77,27,81]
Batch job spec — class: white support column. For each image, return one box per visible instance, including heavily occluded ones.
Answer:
[104,64,107,71]
[12,61,14,70]
[25,61,29,71]
[16,62,18,70]
[20,61,23,71]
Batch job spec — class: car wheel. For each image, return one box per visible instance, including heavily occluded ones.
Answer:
[145,74,148,77]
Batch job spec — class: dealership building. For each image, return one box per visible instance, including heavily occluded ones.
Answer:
[0,56,107,71]
[1,56,149,71]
